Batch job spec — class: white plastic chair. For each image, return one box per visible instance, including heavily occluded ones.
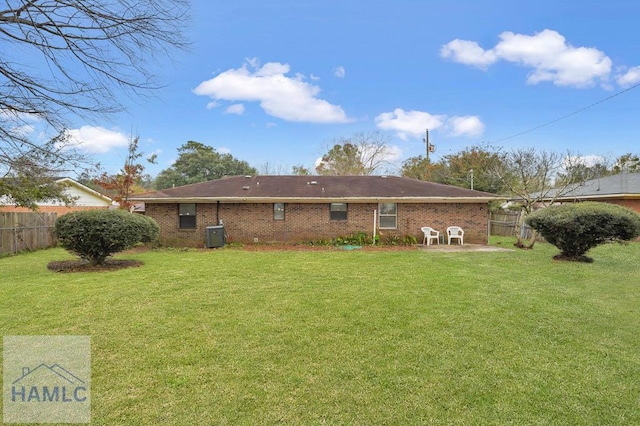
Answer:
[447,226,464,245]
[421,226,440,246]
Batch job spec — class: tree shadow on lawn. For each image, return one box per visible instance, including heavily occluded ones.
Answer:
[47,258,143,273]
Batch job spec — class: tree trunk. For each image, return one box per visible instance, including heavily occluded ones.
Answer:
[513,210,537,249]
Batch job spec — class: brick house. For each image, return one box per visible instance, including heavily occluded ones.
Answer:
[131,175,500,247]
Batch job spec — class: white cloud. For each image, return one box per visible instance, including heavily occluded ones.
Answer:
[375,109,446,140]
[333,66,346,79]
[0,109,42,138]
[65,126,129,154]
[377,144,403,164]
[440,39,497,69]
[376,109,485,139]
[616,66,640,87]
[313,156,324,169]
[441,29,612,88]
[446,116,485,137]
[563,154,605,169]
[194,60,351,123]
[225,104,245,115]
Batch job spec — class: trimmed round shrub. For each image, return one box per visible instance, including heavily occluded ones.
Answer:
[525,202,640,261]
[53,209,160,265]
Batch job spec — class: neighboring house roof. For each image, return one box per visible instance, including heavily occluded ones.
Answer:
[39,178,113,207]
[131,175,500,203]
[0,177,113,207]
[536,173,640,201]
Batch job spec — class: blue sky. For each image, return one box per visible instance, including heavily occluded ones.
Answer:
[61,0,640,176]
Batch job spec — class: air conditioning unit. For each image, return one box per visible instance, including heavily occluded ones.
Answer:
[205,225,225,248]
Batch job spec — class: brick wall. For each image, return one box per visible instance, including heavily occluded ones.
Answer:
[600,199,640,214]
[146,202,490,247]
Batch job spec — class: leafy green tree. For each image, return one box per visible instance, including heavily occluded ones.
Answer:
[317,143,366,175]
[291,164,311,175]
[401,145,508,194]
[316,131,391,175]
[439,146,508,193]
[154,141,257,189]
[54,210,159,265]
[526,202,640,262]
[612,153,640,174]
[0,132,88,209]
[400,155,448,182]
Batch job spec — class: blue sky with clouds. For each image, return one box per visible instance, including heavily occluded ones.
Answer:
[62,0,640,176]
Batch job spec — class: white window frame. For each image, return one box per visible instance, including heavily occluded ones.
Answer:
[274,203,285,220]
[330,203,348,221]
[378,202,397,229]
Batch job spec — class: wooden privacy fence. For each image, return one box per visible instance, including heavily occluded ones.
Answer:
[489,211,519,236]
[0,212,58,255]
[489,210,536,240]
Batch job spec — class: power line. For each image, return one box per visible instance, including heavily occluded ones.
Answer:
[491,81,640,144]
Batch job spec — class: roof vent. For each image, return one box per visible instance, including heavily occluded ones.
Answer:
[244,175,252,179]
[381,175,388,179]
[242,185,250,190]
[310,180,318,185]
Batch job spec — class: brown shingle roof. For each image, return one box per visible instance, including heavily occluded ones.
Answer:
[131,175,500,203]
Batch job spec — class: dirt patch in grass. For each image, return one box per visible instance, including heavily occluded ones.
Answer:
[47,258,143,273]
[553,253,594,263]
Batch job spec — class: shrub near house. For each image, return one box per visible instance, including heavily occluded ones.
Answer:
[54,209,159,265]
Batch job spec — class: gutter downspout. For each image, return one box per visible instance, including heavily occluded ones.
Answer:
[373,209,377,245]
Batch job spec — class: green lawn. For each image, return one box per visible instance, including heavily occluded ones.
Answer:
[2,239,640,424]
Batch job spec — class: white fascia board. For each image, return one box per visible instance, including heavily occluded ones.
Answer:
[129,196,501,204]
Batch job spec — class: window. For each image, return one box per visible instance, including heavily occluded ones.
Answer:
[330,203,347,221]
[274,203,285,220]
[179,203,196,229]
[379,203,397,229]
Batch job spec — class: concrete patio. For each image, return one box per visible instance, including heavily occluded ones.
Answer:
[419,243,514,252]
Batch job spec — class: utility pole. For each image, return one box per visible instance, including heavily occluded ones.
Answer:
[468,169,474,190]
[423,129,435,162]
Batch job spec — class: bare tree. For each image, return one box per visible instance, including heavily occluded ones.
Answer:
[0,0,189,206]
[316,131,392,175]
[489,148,588,249]
[258,162,289,175]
